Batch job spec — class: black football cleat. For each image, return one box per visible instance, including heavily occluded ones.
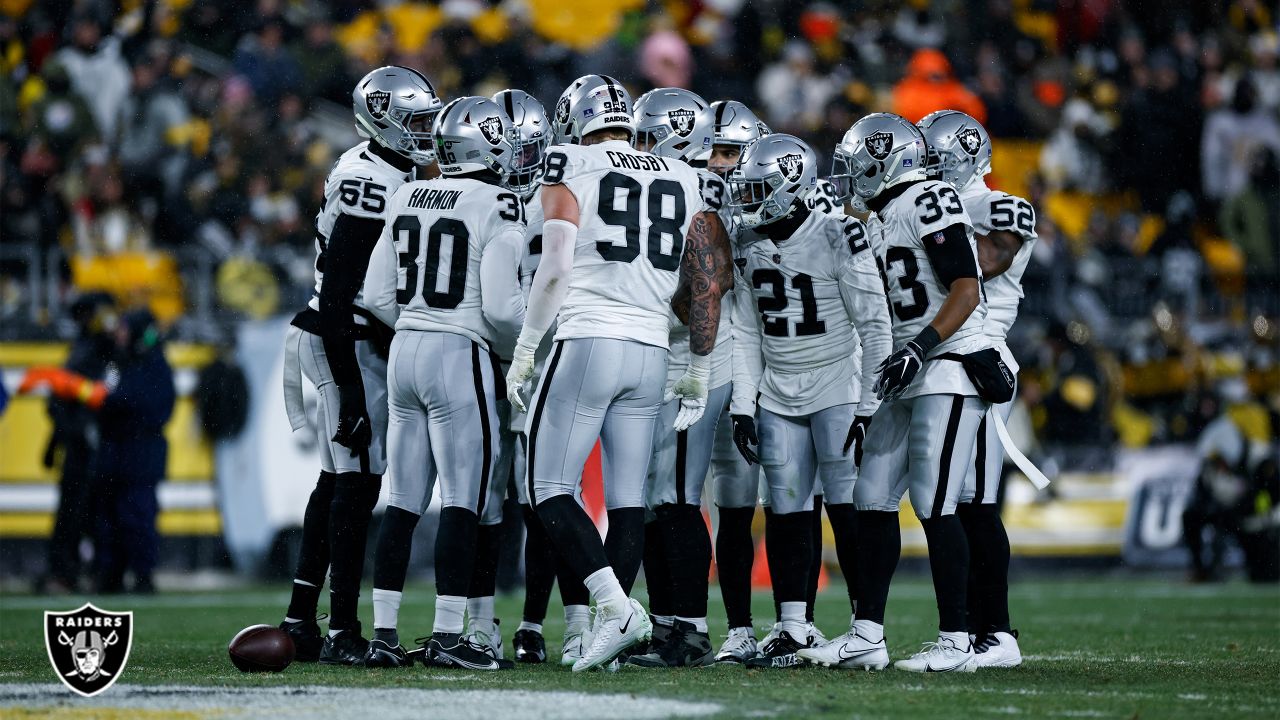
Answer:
[424,632,509,670]
[513,629,547,664]
[745,630,807,669]
[627,620,714,668]
[364,638,412,668]
[319,625,369,666]
[280,617,324,663]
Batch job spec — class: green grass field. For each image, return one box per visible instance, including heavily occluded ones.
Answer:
[1,576,1278,719]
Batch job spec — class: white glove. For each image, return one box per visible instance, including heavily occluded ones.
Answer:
[505,328,542,413]
[668,354,710,432]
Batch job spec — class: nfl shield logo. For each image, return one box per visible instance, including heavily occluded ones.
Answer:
[45,603,133,697]
[866,131,893,160]
[668,108,696,137]
[777,153,804,182]
[478,116,504,145]
[957,126,983,156]
[365,90,391,119]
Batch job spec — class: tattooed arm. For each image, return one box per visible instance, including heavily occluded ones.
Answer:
[672,210,733,353]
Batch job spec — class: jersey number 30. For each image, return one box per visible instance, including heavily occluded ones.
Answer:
[393,215,469,309]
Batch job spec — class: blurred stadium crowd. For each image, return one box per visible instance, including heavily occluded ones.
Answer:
[1,0,1277,466]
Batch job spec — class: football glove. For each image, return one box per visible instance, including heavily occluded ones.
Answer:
[731,414,759,465]
[667,355,710,432]
[505,340,537,414]
[332,383,372,456]
[843,415,872,467]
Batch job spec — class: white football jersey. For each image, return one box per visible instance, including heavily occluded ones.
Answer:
[308,141,415,313]
[365,176,526,350]
[960,180,1037,348]
[870,179,989,399]
[807,178,845,217]
[543,140,709,349]
[732,210,892,417]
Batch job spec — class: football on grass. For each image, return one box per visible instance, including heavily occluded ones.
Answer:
[228,625,295,672]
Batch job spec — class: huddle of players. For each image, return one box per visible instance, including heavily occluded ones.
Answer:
[277,64,1038,675]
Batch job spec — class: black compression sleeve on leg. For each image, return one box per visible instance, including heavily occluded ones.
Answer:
[605,507,646,595]
[468,521,501,600]
[372,505,420,594]
[715,505,756,629]
[806,497,823,622]
[435,506,479,598]
[535,495,610,584]
[521,504,555,624]
[824,502,859,615]
[963,503,1011,634]
[662,505,712,620]
[287,471,336,620]
[643,517,673,617]
[956,503,981,633]
[854,510,901,625]
[921,514,970,634]
[764,506,781,621]
[765,510,812,605]
[327,472,381,630]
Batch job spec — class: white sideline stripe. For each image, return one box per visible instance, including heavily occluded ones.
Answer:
[0,685,722,720]
[0,482,216,512]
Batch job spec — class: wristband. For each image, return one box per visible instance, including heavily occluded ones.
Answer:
[911,325,942,357]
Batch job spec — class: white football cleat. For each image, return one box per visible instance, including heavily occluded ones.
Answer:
[572,599,652,672]
[797,629,890,670]
[714,626,759,664]
[973,631,1022,668]
[895,635,977,673]
[760,622,781,650]
[561,625,588,666]
[806,622,827,647]
[463,619,504,660]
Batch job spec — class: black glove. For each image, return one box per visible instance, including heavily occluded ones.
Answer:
[843,415,872,467]
[731,414,759,465]
[874,341,926,401]
[332,383,372,456]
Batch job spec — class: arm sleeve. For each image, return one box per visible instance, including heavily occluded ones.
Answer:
[921,222,978,289]
[519,218,575,345]
[318,212,385,387]
[840,254,893,416]
[480,227,527,339]
[730,267,763,416]
[362,224,400,330]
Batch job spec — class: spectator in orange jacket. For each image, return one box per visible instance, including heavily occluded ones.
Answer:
[892,49,987,125]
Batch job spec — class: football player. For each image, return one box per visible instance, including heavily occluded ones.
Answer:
[280,66,440,665]
[504,76,732,672]
[486,88,593,666]
[727,134,893,669]
[823,113,990,673]
[919,110,1035,668]
[624,87,727,668]
[360,96,526,670]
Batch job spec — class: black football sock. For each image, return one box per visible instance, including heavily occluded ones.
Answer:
[715,505,756,629]
[435,506,479,598]
[468,521,501,601]
[605,507,646,595]
[921,514,971,634]
[765,510,812,610]
[287,471,336,620]
[764,506,780,621]
[660,504,712,621]
[521,504,555,624]
[806,496,823,622]
[327,472,381,632]
[824,502,859,614]
[372,505,419,595]
[556,552,590,607]
[643,518,673,617]
[535,495,609,584]
[854,510,901,625]
[960,503,1012,634]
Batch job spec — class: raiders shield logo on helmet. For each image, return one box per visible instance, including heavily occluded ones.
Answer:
[956,126,983,156]
[668,108,695,137]
[777,153,803,182]
[365,90,391,119]
[478,116,504,145]
[866,131,893,161]
[45,603,133,697]
[554,96,571,126]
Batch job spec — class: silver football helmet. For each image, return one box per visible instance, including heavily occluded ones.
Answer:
[551,74,620,144]
[831,113,928,212]
[353,66,443,166]
[558,76,634,145]
[633,87,713,162]
[918,109,992,189]
[709,100,771,147]
[432,96,518,180]
[492,88,550,198]
[727,134,818,229]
